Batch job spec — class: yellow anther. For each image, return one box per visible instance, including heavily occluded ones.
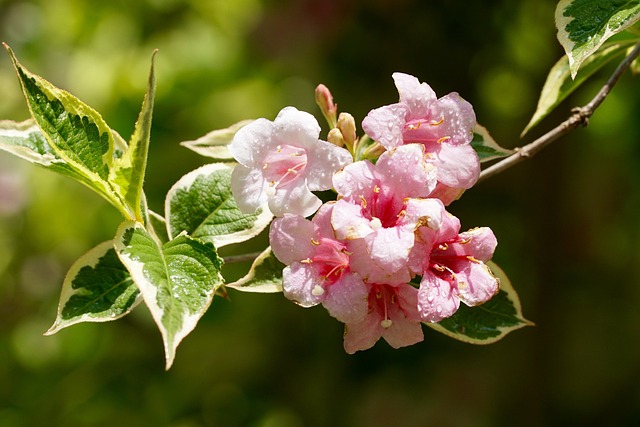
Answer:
[311,238,320,246]
[430,117,445,126]
[436,136,451,143]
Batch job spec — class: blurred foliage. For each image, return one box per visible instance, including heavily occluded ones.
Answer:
[1,0,640,426]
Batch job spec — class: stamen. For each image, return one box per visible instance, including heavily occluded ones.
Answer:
[373,185,380,194]
[430,117,445,126]
[436,136,451,143]
[300,258,313,264]
[359,195,367,208]
[438,243,449,251]
[311,238,320,245]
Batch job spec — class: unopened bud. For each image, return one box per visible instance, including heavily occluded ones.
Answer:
[327,128,345,147]
[337,112,357,147]
[315,84,338,128]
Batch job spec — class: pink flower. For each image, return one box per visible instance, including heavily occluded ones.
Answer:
[413,211,499,322]
[229,106,352,217]
[269,203,368,324]
[331,144,441,285]
[343,282,423,354]
[362,73,479,203]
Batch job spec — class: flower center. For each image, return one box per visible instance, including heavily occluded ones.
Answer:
[311,237,350,285]
[263,144,308,189]
[403,117,450,144]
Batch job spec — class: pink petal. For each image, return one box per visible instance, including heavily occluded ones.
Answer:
[425,142,480,189]
[269,180,321,217]
[392,72,436,118]
[382,316,424,349]
[456,261,499,307]
[273,107,321,148]
[282,263,325,308]
[418,273,461,322]
[323,273,369,324]
[343,313,383,354]
[375,144,437,199]
[456,227,497,262]
[305,139,353,190]
[347,229,414,285]
[228,118,274,167]
[332,160,376,201]
[331,199,373,240]
[428,183,466,206]
[429,93,476,146]
[361,103,408,149]
[230,165,269,214]
[269,215,316,265]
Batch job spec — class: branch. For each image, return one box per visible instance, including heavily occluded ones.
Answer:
[478,42,640,183]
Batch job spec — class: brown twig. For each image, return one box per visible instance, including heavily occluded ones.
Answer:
[478,42,640,183]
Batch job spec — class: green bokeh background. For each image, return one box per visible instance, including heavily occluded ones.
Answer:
[1,0,640,426]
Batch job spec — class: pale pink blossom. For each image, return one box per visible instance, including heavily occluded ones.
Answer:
[412,211,499,322]
[229,106,352,217]
[362,72,479,203]
[331,144,441,285]
[269,203,368,324]
[343,283,423,354]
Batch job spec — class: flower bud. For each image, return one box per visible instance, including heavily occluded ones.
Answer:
[315,84,338,128]
[337,112,357,147]
[327,128,345,147]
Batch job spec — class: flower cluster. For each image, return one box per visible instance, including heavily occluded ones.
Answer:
[230,73,499,353]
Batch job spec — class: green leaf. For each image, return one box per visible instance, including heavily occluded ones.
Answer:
[225,247,284,293]
[165,163,273,248]
[180,120,254,159]
[426,261,533,344]
[110,50,157,222]
[45,241,141,335]
[4,44,132,217]
[148,210,169,244]
[114,220,224,369]
[523,39,636,136]
[556,0,640,78]
[471,124,512,162]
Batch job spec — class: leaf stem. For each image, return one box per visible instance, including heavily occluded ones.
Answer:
[478,42,640,183]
